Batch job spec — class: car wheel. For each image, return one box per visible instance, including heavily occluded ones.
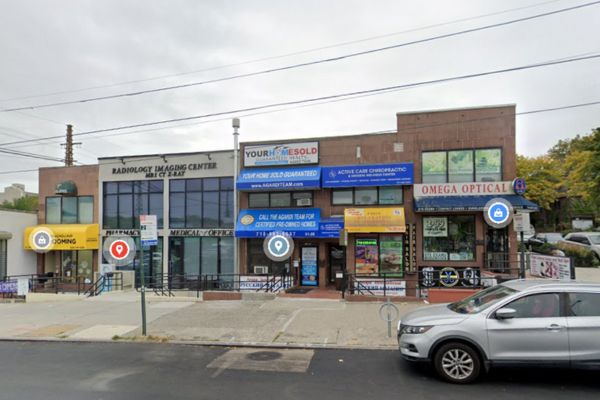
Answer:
[433,342,481,384]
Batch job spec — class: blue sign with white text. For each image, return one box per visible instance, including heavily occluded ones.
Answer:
[317,218,344,238]
[235,208,321,238]
[237,167,321,190]
[321,163,414,187]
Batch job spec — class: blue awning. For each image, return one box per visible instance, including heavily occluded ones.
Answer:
[235,208,321,238]
[414,195,539,212]
[237,167,321,191]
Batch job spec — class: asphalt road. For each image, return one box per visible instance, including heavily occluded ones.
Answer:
[0,341,598,400]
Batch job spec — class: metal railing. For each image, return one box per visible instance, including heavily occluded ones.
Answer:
[342,273,406,298]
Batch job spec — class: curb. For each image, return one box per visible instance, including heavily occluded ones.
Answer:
[0,336,398,351]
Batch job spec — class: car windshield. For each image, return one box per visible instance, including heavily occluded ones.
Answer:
[544,233,563,243]
[447,285,518,314]
[588,235,600,244]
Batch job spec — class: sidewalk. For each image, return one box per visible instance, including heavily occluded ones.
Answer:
[0,292,425,349]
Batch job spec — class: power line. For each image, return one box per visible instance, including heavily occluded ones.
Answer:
[2,0,599,113]
[0,0,567,104]
[1,52,598,148]
[0,147,64,163]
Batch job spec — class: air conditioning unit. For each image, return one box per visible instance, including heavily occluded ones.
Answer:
[254,266,269,275]
[296,198,312,206]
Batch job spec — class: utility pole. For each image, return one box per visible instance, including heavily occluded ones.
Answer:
[232,118,240,275]
[60,124,81,166]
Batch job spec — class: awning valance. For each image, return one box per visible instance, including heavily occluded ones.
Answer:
[413,195,539,212]
[344,208,406,233]
[236,167,321,191]
[24,224,99,251]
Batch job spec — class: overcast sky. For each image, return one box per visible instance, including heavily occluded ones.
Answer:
[0,0,598,192]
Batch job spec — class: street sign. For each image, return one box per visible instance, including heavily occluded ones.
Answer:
[513,212,531,233]
[140,215,158,247]
[263,233,294,262]
[102,236,136,266]
[483,198,513,229]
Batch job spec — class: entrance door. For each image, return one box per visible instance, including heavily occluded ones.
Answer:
[301,246,318,286]
[329,245,345,284]
[486,227,509,273]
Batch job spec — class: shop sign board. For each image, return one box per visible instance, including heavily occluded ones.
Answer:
[301,247,318,286]
[513,212,531,233]
[355,239,379,274]
[317,219,344,238]
[0,280,17,294]
[423,217,448,237]
[344,208,406,233]
[321,163,414,187]
[236,167,321,190]
[244,142,319,167]
[355,278,406,296]
[25,224,100,252]
[140,215,158,247]
[483,198,513,229]
[235,208,320,238]
[413,181,515,197]
[530,254,571,280]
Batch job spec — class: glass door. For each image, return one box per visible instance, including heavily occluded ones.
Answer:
[328,245,345,283]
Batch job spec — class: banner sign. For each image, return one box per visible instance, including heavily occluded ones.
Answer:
[354,278,406,296]
[414,181,515,197]
[301,247,318,286]
[235,208,320,238]
[239,276,293,291]
[140,215,158,247]
[344,208,406,233]
[423,217,448,237]
[322,163,414,187]
[244,142,319,167]
[0,280,17,294]
[236,167,321,190]
[530,254,571,280]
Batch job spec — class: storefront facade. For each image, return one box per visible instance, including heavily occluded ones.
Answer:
[0,209,37,278]
[24,165,100,284]
[98,151,234,283]
[236,105,538,295]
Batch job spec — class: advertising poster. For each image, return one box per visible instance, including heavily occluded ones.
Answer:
[379,237,404,276]
[448,150,473,181]
[301,247,318,286]
[422,152,447,182]
[355,239,379,274]
[475,149,501,174]
[530,254,571,280]
[423,217,448,237]
[244,142,319,167]
[344,208,406,233]
[355,278,406,296]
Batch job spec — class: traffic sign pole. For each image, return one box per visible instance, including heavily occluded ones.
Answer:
[140,242,147,336]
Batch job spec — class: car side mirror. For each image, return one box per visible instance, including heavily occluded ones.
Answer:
[496,308,517,319]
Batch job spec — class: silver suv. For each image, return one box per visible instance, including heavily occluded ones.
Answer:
[397,280,600,383]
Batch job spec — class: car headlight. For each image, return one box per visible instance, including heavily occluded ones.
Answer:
[401,325,433,335]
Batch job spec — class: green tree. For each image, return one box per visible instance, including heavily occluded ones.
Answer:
[1,196,38,211]
[516,155,561,210]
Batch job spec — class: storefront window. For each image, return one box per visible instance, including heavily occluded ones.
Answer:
[475,149,502,182]
[448,150,473,182]
[355,238,379,275]
[270,192,291,207]
[422,152,447,183]
[249,193,269,208]
[103,180,164,229]
[292,192,313,207]
[355,188,377,205]
[46,196,94,224]
[169,237,233,276]
[422,149,502,183]
[423,216,475,261]
[332,187,403,205]
[248,191,313,208]
[220,237,234,274]
[378,187,403,204]
[380,236,403,276]
[105,237,163,287]
[247,239,287,275]
[168,178,232,228]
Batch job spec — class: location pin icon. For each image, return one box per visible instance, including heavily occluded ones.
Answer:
[274,240,283,252]
[116,244,124,254]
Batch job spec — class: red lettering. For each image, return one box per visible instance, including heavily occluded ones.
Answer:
[469,184,476,193]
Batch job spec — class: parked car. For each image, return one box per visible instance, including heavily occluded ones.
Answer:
[561,232,600,261]
[527,232,563,252]
[397,280,600,383]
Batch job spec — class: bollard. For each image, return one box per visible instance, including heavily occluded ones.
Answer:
[379,297,399,338]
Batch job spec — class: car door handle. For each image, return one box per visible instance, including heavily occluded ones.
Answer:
[546,324,564,331]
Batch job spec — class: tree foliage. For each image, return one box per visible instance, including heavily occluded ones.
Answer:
[516,155,561,210]
[1,196,38,212]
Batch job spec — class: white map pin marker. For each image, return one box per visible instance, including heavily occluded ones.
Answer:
[116,244,124,254]
[274,240,283,251]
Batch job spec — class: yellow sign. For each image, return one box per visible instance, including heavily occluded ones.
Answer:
[24,224,100,251]
[344,208,406,233]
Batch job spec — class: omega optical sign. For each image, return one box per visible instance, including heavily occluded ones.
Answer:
[483,198,514,229]
[263,233,294,262]
[103,236,137,266]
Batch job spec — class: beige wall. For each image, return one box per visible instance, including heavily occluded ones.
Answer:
[0,209,37,276]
